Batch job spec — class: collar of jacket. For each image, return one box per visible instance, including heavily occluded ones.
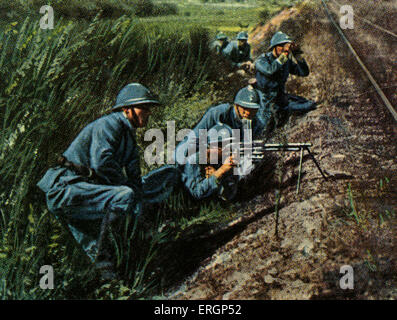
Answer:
[116,111,136,133]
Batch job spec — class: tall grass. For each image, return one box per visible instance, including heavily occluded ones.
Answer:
[0,0,291,299]
[0,11,232,299]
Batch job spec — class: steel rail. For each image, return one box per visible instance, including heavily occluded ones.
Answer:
[321,0,397,122]
[330,0,397,39]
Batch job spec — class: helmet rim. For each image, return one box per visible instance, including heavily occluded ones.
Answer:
[237,31,249,40]
[112,99,161,111]
[234,86,261,110]
[268,31,293,50]
[216,32,228,40]
[111,83,160,111]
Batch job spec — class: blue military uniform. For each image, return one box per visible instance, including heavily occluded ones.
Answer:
[37,83,161,268]
[211,32,229,54]
[181,122,239,201]
[174,102,267,165]
[181,153,221,200]
[142,164,181,204]
[254,32,316,114]
[211,40,229,54]
[37,111,142,261]
[222,40,252,68]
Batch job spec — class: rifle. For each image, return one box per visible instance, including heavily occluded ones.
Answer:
[235,141,328,194]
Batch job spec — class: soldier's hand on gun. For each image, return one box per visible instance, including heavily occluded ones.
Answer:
[223,155,237,170]
[285,152,297,163]
[213,155,237,179]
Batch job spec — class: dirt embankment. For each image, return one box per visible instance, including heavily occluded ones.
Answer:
[166,1,397,300]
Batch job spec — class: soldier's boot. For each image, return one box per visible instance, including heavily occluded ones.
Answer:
[94,261,117,282]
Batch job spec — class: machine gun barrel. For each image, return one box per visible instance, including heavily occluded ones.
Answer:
[238,142,313,154]
[263,143,312,152]
[236,141,327,194]
[253,141,312,148]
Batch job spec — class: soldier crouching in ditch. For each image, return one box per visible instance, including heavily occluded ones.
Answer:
[222,31,255,77]
[210,32,230,55]
[174,85,270,167]
[37,83,161,280]
[181,123,238,202]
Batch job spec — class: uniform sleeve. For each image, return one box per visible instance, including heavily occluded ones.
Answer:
[222,42,239,67]
[192,107,222,137]
[253,116,267,138]
[89,120,126,185]
[125,146,142,192]
[175,106,224,165]
[210,41,219,53]
[255,54,283,76]
[222,41,233,58]
[289,55,310,76]
[182,163,220,200]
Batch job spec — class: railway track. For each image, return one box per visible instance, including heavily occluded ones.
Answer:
[330,0,397,39]
[186,0,396,244]
[321,0,397,122]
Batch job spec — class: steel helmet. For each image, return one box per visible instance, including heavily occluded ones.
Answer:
[216,32,228,40]
[236,31,249,40]
[234,85,261,109]
[207,123,234,146]
[112,83,160,111]
[269,31,293,49]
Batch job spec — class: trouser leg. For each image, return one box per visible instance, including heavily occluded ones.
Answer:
[95,210,120,264]
[271,94,290,128]
[46,181,140,263]
[257,90,276,136]
[285,94,316,112]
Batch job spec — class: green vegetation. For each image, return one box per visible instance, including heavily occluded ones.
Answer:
[5,0,391,301]
[343,180,395,230]
[330,179,396,275]
[0,0,267,300]
[0,0,299,299]
[0,0,179,21]
[0,13,219,299]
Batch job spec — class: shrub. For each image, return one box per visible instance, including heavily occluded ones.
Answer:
[152,3,178,16]
[131,0,154,17]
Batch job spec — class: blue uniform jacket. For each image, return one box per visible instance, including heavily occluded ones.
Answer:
[211,40,229,54]
[175,103,267,164]
[254,52,309,97]
[181,153,220,200]
[37,112,142,196]
[190,103,265,139]
[222,40,252,67]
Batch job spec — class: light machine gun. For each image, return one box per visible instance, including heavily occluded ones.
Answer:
[236,141,328,194]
